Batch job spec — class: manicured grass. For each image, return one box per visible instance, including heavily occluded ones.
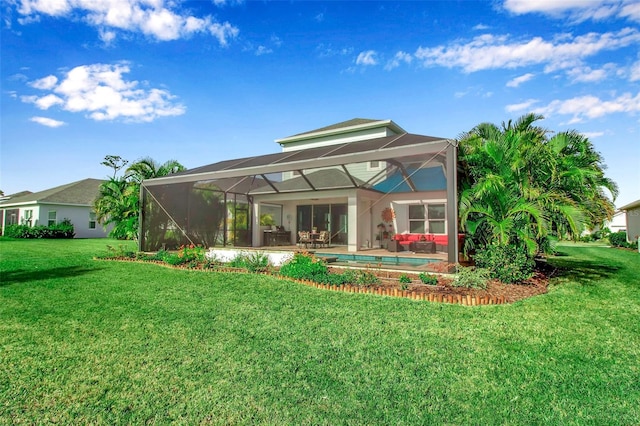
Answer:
[1,238,638,424]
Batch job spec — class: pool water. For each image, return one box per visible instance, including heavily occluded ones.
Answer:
[319,252,438,267]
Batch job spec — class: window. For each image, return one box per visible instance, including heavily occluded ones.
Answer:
[409,205,425,233]
[367,160,382,171]
[427,204,446,234]
[408,203,446,234]
[24,209,33,227]
[89,212,97,229]
[48,210,57,226]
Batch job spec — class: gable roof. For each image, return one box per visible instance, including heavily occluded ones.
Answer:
[0,178,105,207]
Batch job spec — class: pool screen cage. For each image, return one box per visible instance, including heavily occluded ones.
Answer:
[139,133,459,261]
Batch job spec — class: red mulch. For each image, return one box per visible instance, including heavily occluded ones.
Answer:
[328,266,550,303]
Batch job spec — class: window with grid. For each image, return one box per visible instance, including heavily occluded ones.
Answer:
[24,209,33,226]
[408,205,425,233]
[48,210,57,226]
[408,203,446,234]
[89,212,97,229]
[427,204,446,234]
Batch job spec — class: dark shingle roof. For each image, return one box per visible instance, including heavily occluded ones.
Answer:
[0,178,105,206]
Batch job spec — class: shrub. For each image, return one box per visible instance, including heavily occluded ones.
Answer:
[453,265,490,289]
[399,274,411,284]
[473,242,535,284]
[609,231,628,248]
[418,272,438,285]
[229,251,270,272]
[356,270,380,286]
[279,252,329,282]
[3,219,75,239]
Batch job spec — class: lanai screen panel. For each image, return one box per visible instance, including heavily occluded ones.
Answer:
[140,135,457,255]
[140,180,255,251]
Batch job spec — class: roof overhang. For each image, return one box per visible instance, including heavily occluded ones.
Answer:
[275,119,406,145]
[619,199,640,211]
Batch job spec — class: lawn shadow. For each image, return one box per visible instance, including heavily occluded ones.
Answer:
[0,265,104,286]
[548,256,621,286]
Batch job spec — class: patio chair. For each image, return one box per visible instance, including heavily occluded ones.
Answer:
[298,231,311,248]
[314,230,329,248]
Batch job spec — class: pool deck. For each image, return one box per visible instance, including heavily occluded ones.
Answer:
[252,244,449,272]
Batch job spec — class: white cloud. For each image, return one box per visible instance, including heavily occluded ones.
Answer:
[581,131,605,138]
[505,98,539,113]
[12,0,239,44]
[503,0,637,23]
[620,2,640,22]
[630,59,640,81]
[30,116,66,127]
[506,73,535,87]
[356,50,378,66]
[384,51,413,70]
[473,24,490,30]
[566,64,615,83]
[29,75,58,90]
[414,28,640,74]
[22,93,64,109]
[316,44,353,58]
[533,92,640,122]
[21,63,185,123]
[255,46,272,56]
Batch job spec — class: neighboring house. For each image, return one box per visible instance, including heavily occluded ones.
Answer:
[141,118,460,263]
[0,178,110,238]
[605,210,627,234]
[618,199,640,243]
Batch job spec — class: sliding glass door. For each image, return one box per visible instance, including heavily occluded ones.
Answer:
[297,204,347,246]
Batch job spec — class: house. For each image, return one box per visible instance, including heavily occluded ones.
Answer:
[0,178,110,238]
[140,118,460,263]
[618,199,640,243]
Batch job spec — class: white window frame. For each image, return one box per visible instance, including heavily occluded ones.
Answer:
[48,210,57,226]
[89,212,97,229]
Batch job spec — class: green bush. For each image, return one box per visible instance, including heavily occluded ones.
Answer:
[279,252,329,282]
[609,231,628,247]
[418,272,438,285]
[229,251,270,272]
[4,219,75,239]
[473,242,535,283]
[453,265,490,289]
[356,270,380,286]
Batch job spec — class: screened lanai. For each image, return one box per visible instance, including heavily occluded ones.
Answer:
[140,132,460,263]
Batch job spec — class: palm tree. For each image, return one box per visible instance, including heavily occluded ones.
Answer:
[458,113,616,256]
[94,177,139,240]
[94,157,186,240]
[125,157,186,183]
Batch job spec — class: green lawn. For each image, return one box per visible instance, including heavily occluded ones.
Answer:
[1,239,638,424]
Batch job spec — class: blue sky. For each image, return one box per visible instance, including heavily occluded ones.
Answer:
[2,0,639,208]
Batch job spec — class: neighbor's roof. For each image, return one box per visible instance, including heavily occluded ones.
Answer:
[0,178,105,207]
[619,199,640,211]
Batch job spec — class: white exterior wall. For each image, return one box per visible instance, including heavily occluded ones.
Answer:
[1,203,108,238]
[626,206,640,242]
[369,190,448,236]
[37,204,109,238]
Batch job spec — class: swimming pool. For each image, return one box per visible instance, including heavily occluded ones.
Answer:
[318,252,439,267]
